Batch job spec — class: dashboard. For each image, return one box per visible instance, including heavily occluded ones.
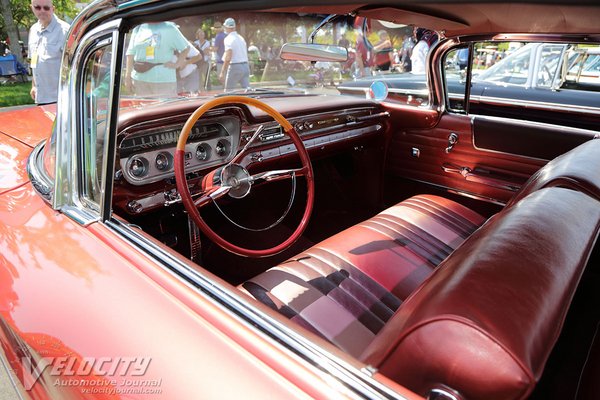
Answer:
[115,101,388,215]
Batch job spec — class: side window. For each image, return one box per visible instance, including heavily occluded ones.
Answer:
[81,43,112,208]
[536,44,564,87]
[443,41,600,130]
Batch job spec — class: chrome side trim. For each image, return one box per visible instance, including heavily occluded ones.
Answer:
[106,218,410,400]
[471,95,600,116]
[27,141,53,203]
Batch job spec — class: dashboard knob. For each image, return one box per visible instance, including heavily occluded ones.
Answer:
[127,200,143,214]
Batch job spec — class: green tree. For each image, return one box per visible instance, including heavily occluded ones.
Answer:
[0,0,79,63]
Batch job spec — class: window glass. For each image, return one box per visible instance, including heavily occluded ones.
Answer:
[117,14,436,108]
[443,41,600,129]
[474,43,530,85]
[536,44,564,87]
[82,44,112,207]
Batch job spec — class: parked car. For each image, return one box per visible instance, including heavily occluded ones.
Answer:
[1,1,600,399]
[339,42,600,129]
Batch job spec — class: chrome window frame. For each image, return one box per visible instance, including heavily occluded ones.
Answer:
[53,18,122,225]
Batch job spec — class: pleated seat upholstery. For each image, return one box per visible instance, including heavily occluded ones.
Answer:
[240,194,486,357]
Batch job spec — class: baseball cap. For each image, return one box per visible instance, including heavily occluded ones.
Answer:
[223,18,236,28]
[212,21,222,29]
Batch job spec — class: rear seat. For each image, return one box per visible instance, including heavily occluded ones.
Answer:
[240,139,600,398]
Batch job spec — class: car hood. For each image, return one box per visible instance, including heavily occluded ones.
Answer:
[0,105,56,194]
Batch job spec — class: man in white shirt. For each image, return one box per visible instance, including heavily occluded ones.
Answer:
[28,0,69,104]
[218,18,249,90]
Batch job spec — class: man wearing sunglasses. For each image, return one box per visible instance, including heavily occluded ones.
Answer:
[28,0,69,105]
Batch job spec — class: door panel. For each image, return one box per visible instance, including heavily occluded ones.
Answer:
[386,113,546,204]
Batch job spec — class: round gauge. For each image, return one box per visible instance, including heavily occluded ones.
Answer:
[155,152,172,171]
[215,140,230,157]
[129,156,149,177]
[196,143,211,161]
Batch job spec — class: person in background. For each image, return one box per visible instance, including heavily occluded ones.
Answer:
[372,30,393,71]
[355,30,371,78]
[193,29,211,91]
[124,21,190,96]
[400,34,415,72]
[219,18,249,90]
[211,21,227,76]
[176,40,203,94]
[410,27,437,74]
[28,0,69,105]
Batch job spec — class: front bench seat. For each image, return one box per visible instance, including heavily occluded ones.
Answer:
[240,194,486,356]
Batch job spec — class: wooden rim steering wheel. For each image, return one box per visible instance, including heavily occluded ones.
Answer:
[174,96,314,258]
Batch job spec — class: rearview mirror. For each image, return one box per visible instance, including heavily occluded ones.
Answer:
[280,43,348,62]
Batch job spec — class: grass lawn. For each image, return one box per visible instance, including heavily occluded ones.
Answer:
[0,81,35,108]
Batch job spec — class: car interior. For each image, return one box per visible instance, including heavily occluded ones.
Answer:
[84,7,600,400]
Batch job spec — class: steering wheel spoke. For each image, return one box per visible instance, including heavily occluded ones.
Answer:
[228,124,265,165]
[193,185,231,208]
[250,167,304,184]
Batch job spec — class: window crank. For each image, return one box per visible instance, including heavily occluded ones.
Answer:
[446,133,459,153]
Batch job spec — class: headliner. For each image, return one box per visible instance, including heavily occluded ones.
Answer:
[269,1,600,36]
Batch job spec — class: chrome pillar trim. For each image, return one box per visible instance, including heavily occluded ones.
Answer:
[60,205,101,226]
[53,18,122,225]
[106,218,412,400]
[430,38,462,113]
[27,141,53,203]
[53,0,118,208]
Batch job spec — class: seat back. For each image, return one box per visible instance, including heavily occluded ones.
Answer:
[361,187,600,400]
[508,138,600,206]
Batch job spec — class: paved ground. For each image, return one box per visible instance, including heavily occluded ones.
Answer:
[0,355,21,400]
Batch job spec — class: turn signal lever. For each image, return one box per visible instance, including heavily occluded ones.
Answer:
[445,133,459,153]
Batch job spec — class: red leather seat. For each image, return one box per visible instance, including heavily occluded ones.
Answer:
[361,187,600,399]
[240,194,485,356]
[242,188,600,399]
[507,138,600,206]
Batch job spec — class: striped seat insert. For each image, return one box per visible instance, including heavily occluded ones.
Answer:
[241,195,486,357]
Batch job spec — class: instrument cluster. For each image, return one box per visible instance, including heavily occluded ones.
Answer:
[118,116,241,186]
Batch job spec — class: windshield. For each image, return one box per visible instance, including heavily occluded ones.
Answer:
[119,12,360,108]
